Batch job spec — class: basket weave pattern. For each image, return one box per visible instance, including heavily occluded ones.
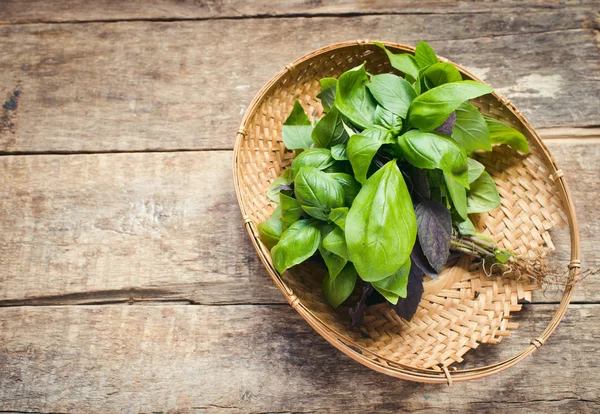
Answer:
[234,42,579,383]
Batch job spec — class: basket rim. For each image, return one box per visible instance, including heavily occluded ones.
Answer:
[233,40,581,384]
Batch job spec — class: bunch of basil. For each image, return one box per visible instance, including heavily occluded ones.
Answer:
[258,41,529,322]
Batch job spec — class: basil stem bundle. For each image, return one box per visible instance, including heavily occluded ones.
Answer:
[259,41,530,323]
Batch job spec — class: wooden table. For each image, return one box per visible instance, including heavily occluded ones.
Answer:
[0,1,598,412]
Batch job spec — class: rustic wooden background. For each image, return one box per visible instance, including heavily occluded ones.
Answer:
[0,1,599,413]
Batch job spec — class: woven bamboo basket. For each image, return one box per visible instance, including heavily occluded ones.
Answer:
[233,41,581,384]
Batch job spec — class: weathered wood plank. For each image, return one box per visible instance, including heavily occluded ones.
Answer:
[0,0,595,24]
[546,139,600,304]
[0,304,598,413]
[0,140,597,306]
[538,127,600,140]
[0,151,281,305]
[0,12,597,153]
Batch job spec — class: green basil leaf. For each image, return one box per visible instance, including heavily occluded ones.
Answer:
[451,102,492,154]
[270,204,282,219]
[312,106,349,148]
[323,263,357,308]
[257,218,283,249]
[282,100,314,150]
[443,171,468,220]
[319,243,347,281]
[494,248,511,264]
[334,63,377,129]
[328,207,348,231]
[416,64,432,87]
[319,222,336,239]
[322,226,349,260]
[414,40,439,69]
[408,81,493,131]
[397,130,469,188]
[346,160,417,282]
[374,42,419,83]
[323,161,352,174]
[347,126,395,184]
[329,172,361,206]
[373,105,403,134]
[367,73,416,118]
[413,60,437,93]
[467,171,501,214]
[372,259,411,305]
[427,169,448,207]
[422,62,462,90]
[290,148,335,180]
[342,120,358,137]
[331,144,348,161]
[320,250,347,281]
[413,80,421,95]
[271,219,321,274]
[294,167,345,220]
[280,193,303,230]
[485,117,530,153]
[266,169,292,202]
[456,217,477,236]
[317,78,337,112]
[467,158,485,184]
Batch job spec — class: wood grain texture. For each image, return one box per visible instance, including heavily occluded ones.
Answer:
[0,0,595,23]
[0,12,598,153]
[0,150,280,305]
[0,304,598,413]
[0,140,597,306]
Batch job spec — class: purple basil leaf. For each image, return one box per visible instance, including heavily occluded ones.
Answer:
[411,240,439,279]
[411,168,430,200]
[273,184,293,193]
[435,111,456,136]
[394,258,424,321]
[349,283,373,326]
[448,251,462,262]
[366,288,387,306]
[373,152,393,171]
[415,200,452,274]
